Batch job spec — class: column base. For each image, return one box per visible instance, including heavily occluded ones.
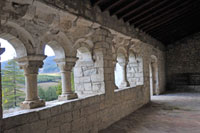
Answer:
[20,99,45,109]
[119,81,129,88]
[58,93,78,101]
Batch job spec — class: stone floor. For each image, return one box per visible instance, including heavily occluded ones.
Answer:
[99,92,200,133]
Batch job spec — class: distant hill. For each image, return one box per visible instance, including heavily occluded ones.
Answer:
[1,56,60,73]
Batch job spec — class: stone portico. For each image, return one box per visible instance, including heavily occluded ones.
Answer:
[0,0,166,133]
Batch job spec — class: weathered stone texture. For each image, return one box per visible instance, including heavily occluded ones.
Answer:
[167,32,200,91]
[38,0,165,51]
[0,0,166,132]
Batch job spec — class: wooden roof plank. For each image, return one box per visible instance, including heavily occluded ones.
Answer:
[143,2,199,32]
[126,0,168,22]
[110,0,140,16]
[130,0,183,25]
[92,0,106,6]
[119,0,154,19]
[102,0,124,11]
[138,0,191,29]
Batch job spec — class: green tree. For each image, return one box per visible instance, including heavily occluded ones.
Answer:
[38,86,58,101]
[38,86,46,100]
[2,59,25,109]
[56,82,62,95]
[45,86,58,101]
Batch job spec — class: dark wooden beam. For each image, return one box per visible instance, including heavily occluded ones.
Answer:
[119,0,154,19]
[146,8,199,34]
[130,0,183,25]
[150,12,200,38]
[152,17,200,38]
[110,0,139,16]
[153,21,200,44]
[144,11,193,33]
[102,0,124,11]
[144,2,199,33]
[91,0,105,6]
[138,0,191,29]
[148,7,200,34]
[126,0,168,22]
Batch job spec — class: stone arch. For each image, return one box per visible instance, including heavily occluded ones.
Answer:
[73,38,94,62]
[73,38,106,95]
[149,55,159,96]
[127,47,144,86]
[115,47,128,88]
[126,49,137,87]
[0,34,27,58]
[73,38,93,51]
[0,21,36,57]
[39,31,75,58]
[128,49,137,63]
[117,47,127,63]
[41,39,66,59]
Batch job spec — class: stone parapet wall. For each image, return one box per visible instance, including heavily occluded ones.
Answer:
[3,86,145,133]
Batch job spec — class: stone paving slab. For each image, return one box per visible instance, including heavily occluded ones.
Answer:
[100,92,200,133]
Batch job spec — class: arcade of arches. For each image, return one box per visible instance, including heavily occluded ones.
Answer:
[0,0,199,133]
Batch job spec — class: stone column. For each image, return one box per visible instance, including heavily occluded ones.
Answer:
[55,57,78,100]
[119,61,130,88]
[16,55,46,109]
[113,60,118,89]
[0,47,5,132]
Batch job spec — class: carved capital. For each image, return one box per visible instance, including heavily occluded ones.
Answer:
[54,56,78,72]
[15,55,46,74]
[118,60,128,67]
[118,62,126,67]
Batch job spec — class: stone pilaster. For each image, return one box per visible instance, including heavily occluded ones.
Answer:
[55,57,78,100]
[118,61,130,88]
[16,55,46,109]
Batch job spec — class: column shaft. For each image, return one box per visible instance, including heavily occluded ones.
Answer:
[61,71,72,94]
[25,73,38,101]
[119,62,130,88]
[56,57,78,101]
[16,56,47,109]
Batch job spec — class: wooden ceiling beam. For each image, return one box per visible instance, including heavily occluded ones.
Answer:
[146,13,194,34]
[91,0,105,6]
[130,0,183,25]
[148,11,195,34]
[146,6,200,34]
[138,0,192,29]
[150,13,200,37]
[152,20,200,39]
[126,0,168,22]
[119,0,154,19]
[110,0,139,16]
[101,0,124,11]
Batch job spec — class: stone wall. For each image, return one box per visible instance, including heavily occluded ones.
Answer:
[2,86,144,133]
[127,56,144,86]
[74,51,105,95]
[166,32,200,91]
[0,0,166,132]
[0,47,166,133]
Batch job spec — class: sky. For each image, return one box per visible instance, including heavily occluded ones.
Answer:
[0,38,55,62]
